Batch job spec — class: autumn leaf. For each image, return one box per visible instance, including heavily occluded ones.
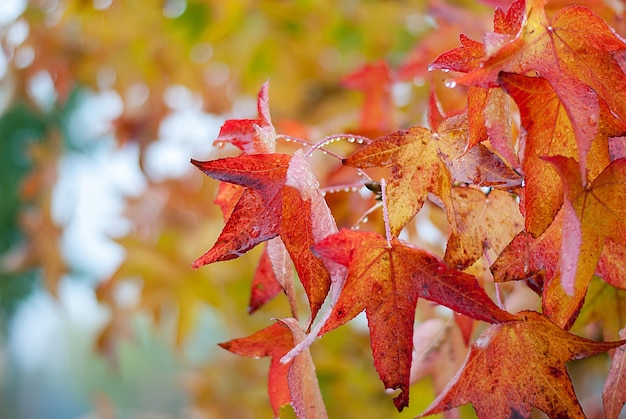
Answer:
[435,114,522,189]
[466,87,519,170]
[444,185,523,270]
[342,61,394,136]
[191,151,335,321]
[433,0,626,178]
[419,310,626,419]
[343,126,451,237]
[313,229,514,411]
[214,81,276,154]
[494,209,626,333]
[541,156,626,328]
[498,72,623,236]
[604,327,626,419]
[490,207,564,294]
[191,153,291,266]
[248,242,285,315]
[218,319,328,419]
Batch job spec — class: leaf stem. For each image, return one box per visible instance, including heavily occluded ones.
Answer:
[276,134,312,147]
[319,181,368,196]
[353,201,382,229]
[381,178,392,248]
[303,134,371,158]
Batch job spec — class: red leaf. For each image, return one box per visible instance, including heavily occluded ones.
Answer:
[219,319,328,419]
[214,81,276,154]
[313,229,514,411]
[191,154,291,266]
[434,0,626,179]
[248,241,286,315]
[342,61,394,136]
[218,322,294,417]
[419,310,626,418]
[191,152,333,321]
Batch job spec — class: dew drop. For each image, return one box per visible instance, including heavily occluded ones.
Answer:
[321,191,326,197]
[362,217,368,223]
[587,116,598,127]
[348,138,355,143]
[444,80,457,88]
[214,141,224,148]
[356,138,364,144]
[441,68,450,73]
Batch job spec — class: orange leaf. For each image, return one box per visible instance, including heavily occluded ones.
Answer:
[445,186,523,270]
[313,229,514,411]
[419,310,626,418]
[434,0,626,179]
[499,73,623,236]
[343,116,521,236]
[542,157,626,328]
[343,126,451,236]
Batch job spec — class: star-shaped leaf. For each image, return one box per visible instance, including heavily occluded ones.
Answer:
[214,81,276,154]
[313,229,514,411]
[432,0,626,179]
[542,156,626,328]
[343,116,520,237]
[219,319,328,419]
[191,152,332,321]
[498,72,624,236]
[445,186,523,270]
[343,126,452,237]
[419,310,626,419]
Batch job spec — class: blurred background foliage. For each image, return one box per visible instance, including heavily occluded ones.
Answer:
[0,0,624,418]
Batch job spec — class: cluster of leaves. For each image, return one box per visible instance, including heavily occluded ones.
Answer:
[190,0,626,417]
